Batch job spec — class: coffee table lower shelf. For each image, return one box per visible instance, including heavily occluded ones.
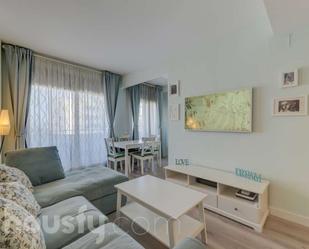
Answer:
[120,202,204,247]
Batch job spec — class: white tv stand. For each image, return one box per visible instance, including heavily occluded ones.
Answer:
[164,165,269,232]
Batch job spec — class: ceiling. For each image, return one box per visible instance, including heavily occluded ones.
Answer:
[264,0,309,34]
[147,77,168,86]
[0,0,308,74]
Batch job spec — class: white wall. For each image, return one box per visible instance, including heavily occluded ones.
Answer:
[122,66,168,88]
[167,30,309,223]
[123,27,309,226]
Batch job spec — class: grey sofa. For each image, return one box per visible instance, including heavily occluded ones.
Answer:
[33,165,127,214]
[5,146,128,215]
[4,146,206,249]
[39,196,108,249]
[38,195,205,249]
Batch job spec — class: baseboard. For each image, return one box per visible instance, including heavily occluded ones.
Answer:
[270,207,309,228]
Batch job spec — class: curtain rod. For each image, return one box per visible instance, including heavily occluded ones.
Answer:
[33,53,103,74]
[142,82,156,88]
[1,43,103,74]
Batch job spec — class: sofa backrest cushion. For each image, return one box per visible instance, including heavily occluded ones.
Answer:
[5,146,65,186]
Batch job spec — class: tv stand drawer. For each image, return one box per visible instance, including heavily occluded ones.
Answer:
[218,196,262,224]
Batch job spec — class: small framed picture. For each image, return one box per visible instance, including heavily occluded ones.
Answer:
[273,96,307,116]
[169,81,180,96]
[169,104,180,121]
[282,70,298,88]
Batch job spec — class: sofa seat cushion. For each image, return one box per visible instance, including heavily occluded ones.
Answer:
[62,223,144,249]
[39,196,108,249]
[34,165,128,208]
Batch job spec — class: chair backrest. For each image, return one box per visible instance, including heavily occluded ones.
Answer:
[150,134,159,139]
[141,140,155,156]
[142,136,156,142]
[142,136,160,151]
[118,133,130,141]
[104,138,116,156]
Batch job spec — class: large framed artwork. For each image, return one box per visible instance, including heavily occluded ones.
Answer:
[185,88,253,133]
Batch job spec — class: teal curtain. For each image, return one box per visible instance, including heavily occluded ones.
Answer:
[155,86,168,158]
[129,85,141,140]
[156,86,163,138]
[159,90,168,158]
[1,44,33,151]
[103,71,121,138]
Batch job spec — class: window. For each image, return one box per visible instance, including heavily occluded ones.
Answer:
[26,57,108,171]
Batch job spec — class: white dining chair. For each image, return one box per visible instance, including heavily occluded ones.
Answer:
[118,133,130,141]
[142,136,161,167]
[130,140,155,175]
[116,133,131,153]
[105,138,125,172]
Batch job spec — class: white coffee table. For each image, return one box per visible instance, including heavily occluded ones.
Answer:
[115,175,207,248]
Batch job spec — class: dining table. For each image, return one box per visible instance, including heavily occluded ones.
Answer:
[113,139,161,176]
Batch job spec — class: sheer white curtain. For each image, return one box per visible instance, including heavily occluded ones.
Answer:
[26,56,108,171]
[138,85,160,138]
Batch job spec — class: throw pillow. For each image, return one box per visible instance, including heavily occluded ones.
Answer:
[0,197,46,249]
[0,164,33,192]
[0,182,41,217]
